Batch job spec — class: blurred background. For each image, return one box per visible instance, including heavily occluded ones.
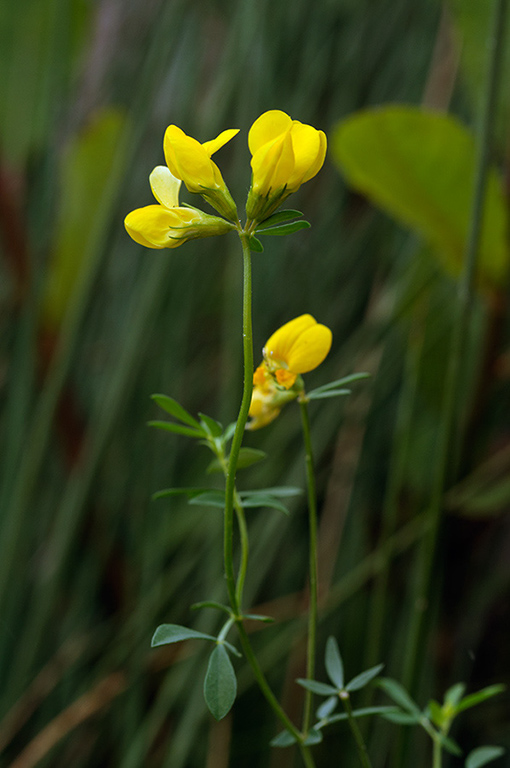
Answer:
[0,0,509,766]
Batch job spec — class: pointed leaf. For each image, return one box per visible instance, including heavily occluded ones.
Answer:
[148,420,204,438]
[325,637,344,689]
[242,613,275,623]
[377,678,422,715]
[204,644,237,721]
[233,447,267,469]
[465,746,505,768]
[316,696,338,719]
[428,699,446,728]
[456,684,506,714]
[151,394,201,427]
[345,663,384,692]
[445,682,467,708]
[307,388,352,401]
[151,624,216,647]
[296,678,338,696]
[191,601,232,615]
[380,710,421,725]
[326,706,401,725]
[241,486,302,499]
[152,487,215,501]
[188,491,226,509]
[270,730,298,748]
[256,209,304,229]
[199,413,223,437]
[441,735,463,757]
[310,373,371,393]
[240,494,290,515]
[256,220,311,236]
[303,727,323,745]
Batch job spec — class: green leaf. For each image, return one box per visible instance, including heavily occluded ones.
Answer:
[377,678,422,715]
[199,413,223,437]
[428,699,446,728]
[204,645,237,721]
[316,696,338,719]
[465,746,505,768]
[148,420,204,438]
[303,727,323,745]
[312,373,371,392]
[296,678,338,696]
[456,684,506,714]
[325,637,344,689]
[151,624,216,647]
[234,447,267,469]
[256,220,311,236]
[242,613,275,623]
[307,388,352,401]
[255,209,304,229]
[326,706,401,725]
[380,710,421,725]
[151,394,201,428]
[152,487,216,501]
[345,663,384,692]
[248,235,264,252]
[444,682,467,708]
[191,601,232,615]
[188,491,226,509]
[241,486,302,498]
[270,730,298,747]
[239,493,290,515]
[332,107,509,291]
[441,735,463,757]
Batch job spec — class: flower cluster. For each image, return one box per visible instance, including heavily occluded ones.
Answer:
[248,315,332,429]
[124,110,326,249]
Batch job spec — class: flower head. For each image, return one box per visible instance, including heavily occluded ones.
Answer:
[248,314,332,429]
[164,126,239,220]
[124,166,234,249]
[246,110,327,222]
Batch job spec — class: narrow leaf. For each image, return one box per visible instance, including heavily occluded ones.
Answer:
[307,388,352,401]
[310,373,371,392]
[255,209,304,229]
[303,728,323,745]
[148,420,204,438]
[345,663,384,692]
[441,735,463,757]
[428,699,446,728]
[444,682,467,708]
[325,637,344,689]
[296,678,338,696]
[188,491,226,509]
[380,710,421,725]
[240,494,290,515]
[270,730,298,748]
[151,624,216,647]
[199,413,223,437]
[233,447,267,469]
[151,394,201,427]
[456,685,506,714]
[191,601,232,615]
[204,645,237,721]
[241,486,302,499]
[242,613,275,623]
[377,678,422,715]
[466,746,505,768]
[316,696,338,719]
[256,220,311,236]
[152,487,215,501]
[326,706,401,725]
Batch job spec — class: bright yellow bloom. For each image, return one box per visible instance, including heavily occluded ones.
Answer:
[124,166,234,249]
[246,111,327,222]
[164,126,239,221]
[248,314,332,429]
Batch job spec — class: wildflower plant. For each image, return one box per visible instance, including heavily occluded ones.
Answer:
[125,106,506,768]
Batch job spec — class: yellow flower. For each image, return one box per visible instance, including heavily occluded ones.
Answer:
[124,166,234,249]
[248,315,332,429]
[246,110,327,222]
[164,126,239,221]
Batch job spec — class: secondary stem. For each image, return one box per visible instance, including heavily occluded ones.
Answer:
[341,693,374,768]
[299,397,319,735]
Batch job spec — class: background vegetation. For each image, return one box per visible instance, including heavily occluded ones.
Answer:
[0,0,508,766]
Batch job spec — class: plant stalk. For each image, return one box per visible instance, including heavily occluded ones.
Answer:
[341,693,374,768]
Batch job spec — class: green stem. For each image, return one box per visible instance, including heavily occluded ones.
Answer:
[224,233,254,614]
[402,0,507,692]
[234,497,249,607]
[341,693,374,768]
[432,737,442,768]
[299,397,319,735]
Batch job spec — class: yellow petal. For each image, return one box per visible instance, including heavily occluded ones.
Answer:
[149,166,181,208]
[286,324,332,373]
[301,129,327,183]
[248,110,292,154]
[287,123,322,189]
[163,126,217,190]
[124,205,198,249]
[264,314,317,366]
[202,128,239,157]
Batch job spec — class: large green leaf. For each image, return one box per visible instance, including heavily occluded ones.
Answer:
[204,645,237,721]
[332,106,509,290]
